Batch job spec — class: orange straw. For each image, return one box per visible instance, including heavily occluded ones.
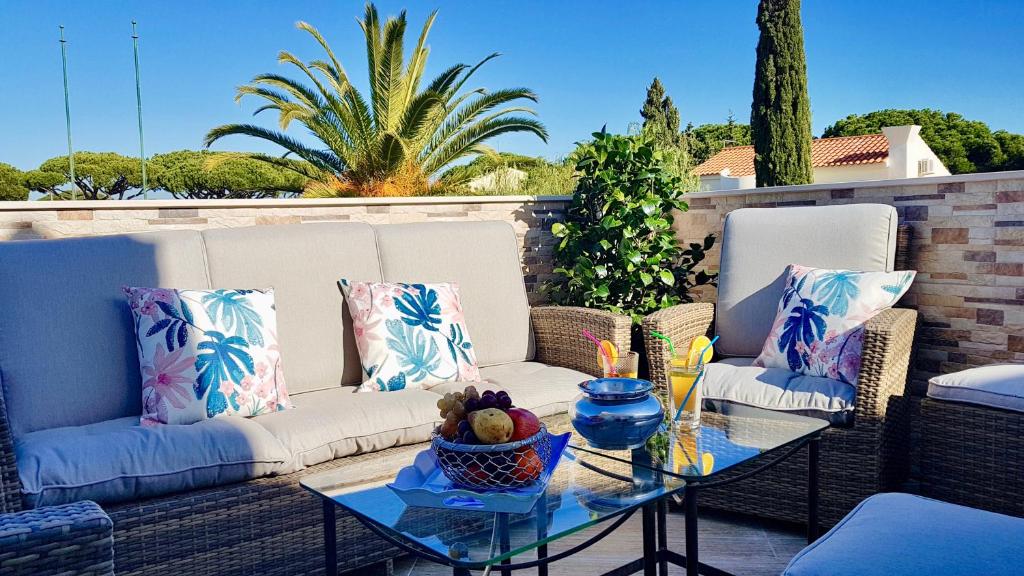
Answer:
[581,329,613,372]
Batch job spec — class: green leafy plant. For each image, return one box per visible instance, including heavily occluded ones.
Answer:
[547,129,716,323]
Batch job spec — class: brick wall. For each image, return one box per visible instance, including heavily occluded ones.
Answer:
[0,196,570,304]
[675,170,1024,392]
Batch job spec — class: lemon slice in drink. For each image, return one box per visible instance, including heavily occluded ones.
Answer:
[701,452,715,475]
[686,335,714,367]
[596,340,618,371]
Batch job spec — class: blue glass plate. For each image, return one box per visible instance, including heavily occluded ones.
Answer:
[387,432,571,514]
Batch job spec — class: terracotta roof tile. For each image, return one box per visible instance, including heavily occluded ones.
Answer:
[694,133,889,177]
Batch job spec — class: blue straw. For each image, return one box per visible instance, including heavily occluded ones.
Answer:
[672,335,719,422]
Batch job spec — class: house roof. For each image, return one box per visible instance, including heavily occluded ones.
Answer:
[694,133,890,177]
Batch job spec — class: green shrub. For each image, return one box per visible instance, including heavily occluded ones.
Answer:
[547,129,715,323]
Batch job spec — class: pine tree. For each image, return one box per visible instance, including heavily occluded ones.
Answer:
[751,0,813,187]
[641,78,681,148]
[641,78,668,126]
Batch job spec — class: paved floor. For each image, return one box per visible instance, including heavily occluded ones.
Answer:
[392,507,806,575]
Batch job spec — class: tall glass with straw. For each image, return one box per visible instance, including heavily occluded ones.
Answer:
[653,331,718,431]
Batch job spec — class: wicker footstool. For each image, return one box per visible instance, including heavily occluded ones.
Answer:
[919,364,1024,517]
[783,493,1024,576]
[0,500,113,576]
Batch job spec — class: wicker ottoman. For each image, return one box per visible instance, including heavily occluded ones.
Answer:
[919,364,1024,517]
[783,493,1024,576]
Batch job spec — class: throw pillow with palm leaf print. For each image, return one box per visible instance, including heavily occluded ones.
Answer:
[339,280,481,392]
[752,265,915,386]
[124,287,289,425]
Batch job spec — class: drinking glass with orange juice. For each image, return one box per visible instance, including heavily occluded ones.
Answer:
[602,351,639,378]
[670,335,714,429]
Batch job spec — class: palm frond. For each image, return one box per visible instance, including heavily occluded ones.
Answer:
[204,123,345,173]
[423,116,547,176]
[404,9,437,103]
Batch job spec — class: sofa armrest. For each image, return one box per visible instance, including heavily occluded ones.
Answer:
[641,303,715,399]
[854,307,918,422]
[0,501,114,576]
[531,306,632,377]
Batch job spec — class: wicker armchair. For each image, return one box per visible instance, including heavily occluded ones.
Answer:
[0,501,113,576]
[0,306,628,576]
[644,304,917,526]
[642,205,918,526]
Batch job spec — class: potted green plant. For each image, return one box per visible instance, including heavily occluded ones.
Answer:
[546,129,716,375]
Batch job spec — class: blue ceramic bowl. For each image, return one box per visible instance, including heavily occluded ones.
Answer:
[570,378,664,450]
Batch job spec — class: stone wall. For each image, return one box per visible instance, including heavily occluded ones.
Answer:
[0,196,570,303]
[675,170,1024,392]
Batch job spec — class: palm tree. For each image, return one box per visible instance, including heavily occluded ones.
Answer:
[204,3,547,197]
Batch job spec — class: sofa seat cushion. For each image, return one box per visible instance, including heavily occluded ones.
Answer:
[927,364,1024,413]
[16,416,290,508]
[702,357,855,426]
[444,362,590,418]
[254,388,441,472]
[783,493,1024,576]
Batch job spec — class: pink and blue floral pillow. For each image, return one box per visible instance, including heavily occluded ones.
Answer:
[124,287,289,425]
[339,281,481,392]
[752,265,915,386]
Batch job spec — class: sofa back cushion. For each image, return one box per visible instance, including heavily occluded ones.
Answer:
[201,223,382,392]
[374,221,534,367]
[0,232,210,436]
[716,204,898,357]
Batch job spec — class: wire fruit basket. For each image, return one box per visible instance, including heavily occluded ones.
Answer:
[431,426,551,490]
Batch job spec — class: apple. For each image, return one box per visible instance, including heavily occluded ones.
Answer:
[512,447,543,483]
[507,408,542,441]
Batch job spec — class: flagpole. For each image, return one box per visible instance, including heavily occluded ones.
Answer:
[59,25,77,200]
[131,20,147,199]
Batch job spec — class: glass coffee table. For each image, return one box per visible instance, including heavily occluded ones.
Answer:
[302,405,827,576]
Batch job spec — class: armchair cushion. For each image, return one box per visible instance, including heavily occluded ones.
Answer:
[716,205,898,357]
[927,364,1024,413]
[702,357,855,426]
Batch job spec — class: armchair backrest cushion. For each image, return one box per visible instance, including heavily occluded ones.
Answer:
[0,232,211,436]
[716,204,898,357]
[374,221,534,367]
[201,223,382,392]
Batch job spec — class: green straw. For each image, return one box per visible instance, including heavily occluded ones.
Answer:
[650,330,676,356]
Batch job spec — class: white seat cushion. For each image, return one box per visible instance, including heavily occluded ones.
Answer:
[254,387,441,472]
[432,362,590,418]
[927,364,1024,413]
[16,416,290,507]
[784,493,1024,576]
[702,357,855,425]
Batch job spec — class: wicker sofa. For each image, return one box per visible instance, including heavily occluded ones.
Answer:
[643,205,918,526]
[0,221,631,575]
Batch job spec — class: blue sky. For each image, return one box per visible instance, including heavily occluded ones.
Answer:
[2,1,1022,170]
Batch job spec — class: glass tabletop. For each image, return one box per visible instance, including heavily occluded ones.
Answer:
[573,402,828,482]
[300,403,827,569]
[302,445,685,569]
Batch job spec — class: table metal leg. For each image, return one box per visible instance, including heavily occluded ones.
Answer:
[807,437,820,543]
[322,500,337,576]
[452,568,471,576]
[536,494,549,576]
[684,484,698,576]
[642,503,657,576]
[497,513,512,576]
[657,499,668,575]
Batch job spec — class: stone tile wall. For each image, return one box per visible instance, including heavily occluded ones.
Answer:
[0,196,570,304]
[675,170,1024,393]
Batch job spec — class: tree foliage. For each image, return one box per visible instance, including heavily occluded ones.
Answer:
[547,130,715,323]
[685,113,753,165]
[751,0,813,187]
[822,109,1024,174]
[150,150,309,199]
[205,3,547,198]
[438,152,576,196]
[0,163,29,201]
[25,152,146,200]
[640,77,682,149]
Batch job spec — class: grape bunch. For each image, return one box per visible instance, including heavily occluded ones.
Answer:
[436,385,515,444]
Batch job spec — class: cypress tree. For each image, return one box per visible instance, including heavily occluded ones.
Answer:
[751,0,813,187]
[641,78,682,148]
[641,78,668,127]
